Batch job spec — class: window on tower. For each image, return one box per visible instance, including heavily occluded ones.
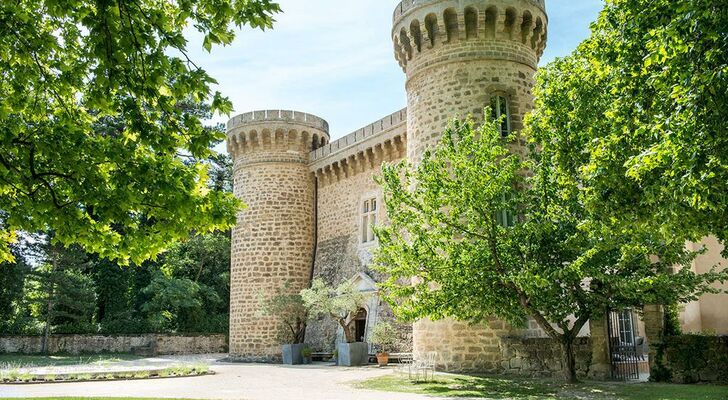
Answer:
[495,193,515,228]
[490,95,511,137]
[361,198,378,244]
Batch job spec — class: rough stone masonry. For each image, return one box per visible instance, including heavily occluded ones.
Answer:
[225,0,552,372]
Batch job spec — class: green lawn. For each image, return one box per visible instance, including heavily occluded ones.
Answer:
[0,354,142,369]
[356,373,728,400]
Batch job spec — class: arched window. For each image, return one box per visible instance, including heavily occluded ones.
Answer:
[490,95,511,136]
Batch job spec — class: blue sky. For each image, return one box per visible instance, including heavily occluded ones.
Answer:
[187,1,604,144]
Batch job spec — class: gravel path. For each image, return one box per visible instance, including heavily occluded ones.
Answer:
[0,360,443,400]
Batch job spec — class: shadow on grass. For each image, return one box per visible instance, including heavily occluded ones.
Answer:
[411,376,557,398]
[358,374,563,399]
[356,373,728,400]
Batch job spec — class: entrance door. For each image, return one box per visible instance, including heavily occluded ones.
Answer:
[354,308,367,342]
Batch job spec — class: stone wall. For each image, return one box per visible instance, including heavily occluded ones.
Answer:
[499,337,592,378]
[306,134,411,353]
[655,335,728,384]
[0,334,227,355]
[226,111,329,362]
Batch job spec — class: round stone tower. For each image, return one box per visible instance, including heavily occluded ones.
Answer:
[392,0,548,371]
[226,110,329,361]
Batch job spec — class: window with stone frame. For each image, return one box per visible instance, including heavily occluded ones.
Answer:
[490,95,511,137]
[361,198,378,244]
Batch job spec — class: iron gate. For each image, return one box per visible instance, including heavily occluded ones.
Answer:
[607,309,641,381]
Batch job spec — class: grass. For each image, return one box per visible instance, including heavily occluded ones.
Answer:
[356,373,728,400]
[0,353,142,370]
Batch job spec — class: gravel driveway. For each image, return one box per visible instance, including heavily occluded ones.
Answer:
[0,359,441,400]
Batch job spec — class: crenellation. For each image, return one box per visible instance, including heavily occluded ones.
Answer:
[393,1,547,73]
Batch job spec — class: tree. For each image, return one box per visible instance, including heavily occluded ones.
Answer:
[142,271,211,333]
[300,278,368,344]
[0,0,281,264]
[150,231,231,333]
[369,321,398,355]
[259,282,308,344]
[25,238,96,352]
[374,116,726,383]
[0,244,32,334]
[527,0,728,252]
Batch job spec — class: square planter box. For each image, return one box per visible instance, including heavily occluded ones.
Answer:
[337,342,369,366]
[282,343,305,365]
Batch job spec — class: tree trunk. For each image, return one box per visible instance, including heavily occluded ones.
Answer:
[561,338,578,384]
[41,254,58,355]
[339,319,355,343]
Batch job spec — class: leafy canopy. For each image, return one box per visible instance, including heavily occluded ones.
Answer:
[300,278,368,344]
[0,0,281,264]
[528,0,728,249]
[374,116,726,382]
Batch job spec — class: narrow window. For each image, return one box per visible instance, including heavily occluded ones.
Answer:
[490,95,511,137]
[495,193,515,228]
[361,197,378,243]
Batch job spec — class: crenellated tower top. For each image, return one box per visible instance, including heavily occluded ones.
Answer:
[392,0,548,74]
[226,110,330,162]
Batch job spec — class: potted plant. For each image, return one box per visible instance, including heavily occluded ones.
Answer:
[369,321,398,367]
[259,282,308,365]
[301,278,369,366]
[301,346,313,364]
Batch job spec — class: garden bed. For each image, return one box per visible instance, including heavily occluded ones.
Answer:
[0,364,211,384]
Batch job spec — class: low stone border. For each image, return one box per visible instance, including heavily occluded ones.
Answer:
[0,365,211,385]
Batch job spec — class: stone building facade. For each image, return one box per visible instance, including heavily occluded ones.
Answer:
[225,0,728,373]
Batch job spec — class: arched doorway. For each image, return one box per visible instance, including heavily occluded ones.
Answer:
[354,308,367,342]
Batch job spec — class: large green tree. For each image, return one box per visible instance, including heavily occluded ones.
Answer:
[528,0,728,249]
[0,0,280,264]
[24,236,96,351]
[0,244,32,334]
[374,117,726,383]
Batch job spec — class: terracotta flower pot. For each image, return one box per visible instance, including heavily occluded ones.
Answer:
[376,352,389,367]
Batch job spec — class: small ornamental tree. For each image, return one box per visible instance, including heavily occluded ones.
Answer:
[374,116,727,383]
[300,278,367,344]
[259,283,308,345]
[369,321,398,355]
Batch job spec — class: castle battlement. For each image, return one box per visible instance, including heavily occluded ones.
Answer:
[310,108,407,162]
[393,0,547,72]
[226,110,330,161]
[309,108,407,186]
[393,0,545,21]
[227,109,329,133]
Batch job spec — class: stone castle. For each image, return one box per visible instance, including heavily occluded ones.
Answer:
[225,0,728,374]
